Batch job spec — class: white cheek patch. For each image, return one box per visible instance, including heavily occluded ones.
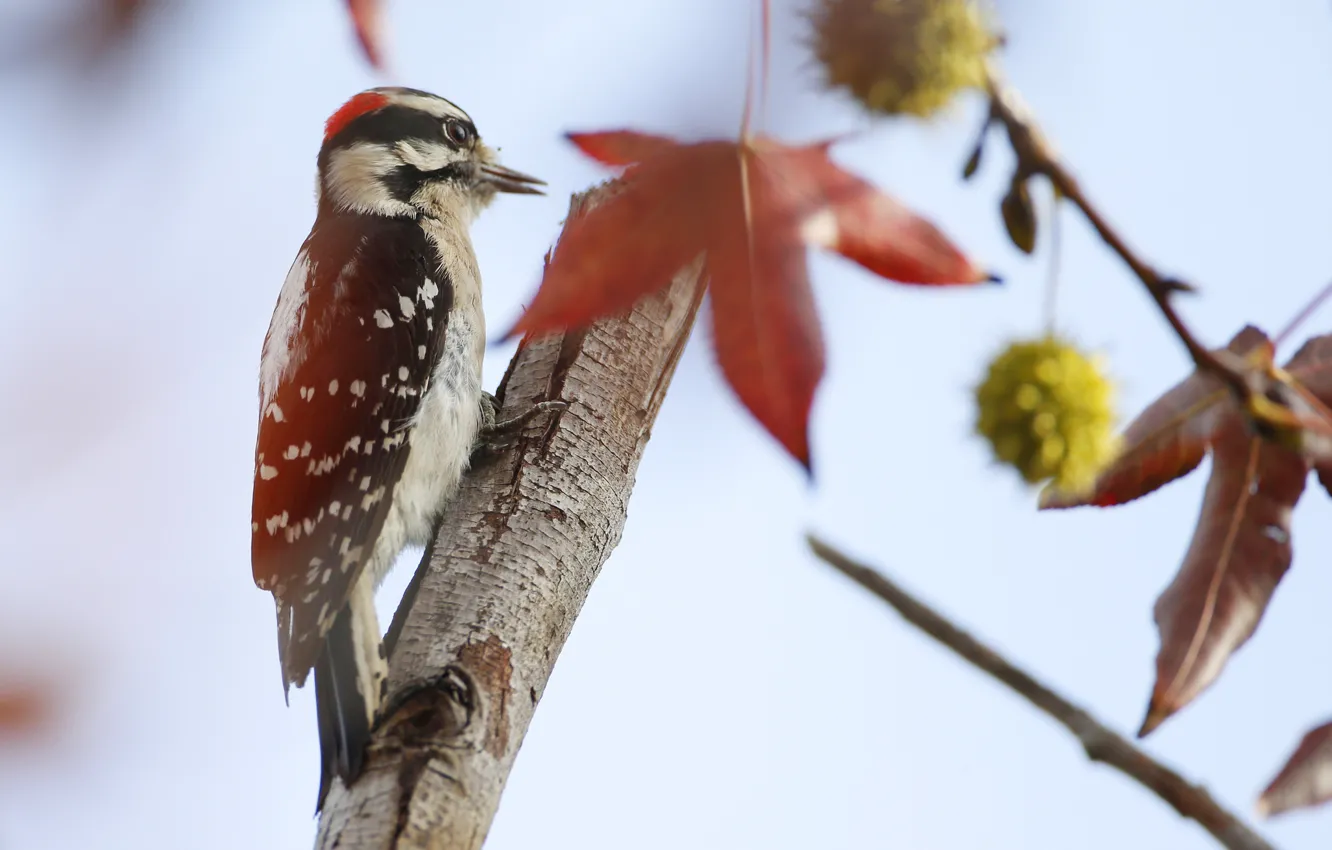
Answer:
[325,143,416,217]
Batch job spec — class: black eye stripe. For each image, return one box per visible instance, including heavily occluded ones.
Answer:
[377,163,469,203]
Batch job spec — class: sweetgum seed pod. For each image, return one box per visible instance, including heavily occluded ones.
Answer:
[974,336,1119,493]
[810,0,997,119]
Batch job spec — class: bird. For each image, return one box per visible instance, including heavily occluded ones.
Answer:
[250,86,543,809]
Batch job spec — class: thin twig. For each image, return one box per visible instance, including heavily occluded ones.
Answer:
[807,534,1277,850]
[983,63,1251,404]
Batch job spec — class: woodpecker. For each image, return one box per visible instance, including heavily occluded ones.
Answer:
[251,87,543,808]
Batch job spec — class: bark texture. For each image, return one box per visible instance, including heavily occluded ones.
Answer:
[315,187,702,850]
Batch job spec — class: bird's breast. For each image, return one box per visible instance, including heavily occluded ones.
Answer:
[389,298,485,551]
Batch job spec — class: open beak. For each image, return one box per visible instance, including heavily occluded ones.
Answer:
[480,163,546,195]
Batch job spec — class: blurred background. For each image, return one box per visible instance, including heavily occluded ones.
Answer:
[2,1,1331,848]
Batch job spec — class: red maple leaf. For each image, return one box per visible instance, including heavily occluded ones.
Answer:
[1041,326,1332,736]
[346,0,383,68]
[506,131,990,467]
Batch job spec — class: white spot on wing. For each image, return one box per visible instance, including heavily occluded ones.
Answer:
[361,486,386,510]
[259,464,279,480]
[420,278,439,309]
[399,295,416,320]
[308,456,337,476]
[328,379,339,395]
[350,380,367,398]
[374,309,393,328]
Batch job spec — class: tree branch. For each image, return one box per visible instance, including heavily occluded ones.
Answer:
[807,534,1277,850]
[982,63,1252,405]
[314,186,703,850]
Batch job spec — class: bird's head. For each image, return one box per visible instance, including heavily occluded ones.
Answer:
[315,87,544,221]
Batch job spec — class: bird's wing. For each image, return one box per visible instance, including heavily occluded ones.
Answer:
[251,213,452,689]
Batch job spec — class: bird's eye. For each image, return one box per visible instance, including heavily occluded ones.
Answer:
[445,120,473,146]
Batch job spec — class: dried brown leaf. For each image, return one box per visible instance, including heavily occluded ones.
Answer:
[1258,720,1332,816]
[1138,419,1306,736]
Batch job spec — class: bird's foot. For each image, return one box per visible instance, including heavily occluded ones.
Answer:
[473,393,566,458]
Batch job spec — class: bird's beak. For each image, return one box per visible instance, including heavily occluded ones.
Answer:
[479,163,546,195]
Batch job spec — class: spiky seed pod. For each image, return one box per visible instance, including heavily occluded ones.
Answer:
[975,336,1119,494]
[810,0,996,118]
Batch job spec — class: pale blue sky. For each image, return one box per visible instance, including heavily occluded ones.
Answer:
[2,1,1331,848]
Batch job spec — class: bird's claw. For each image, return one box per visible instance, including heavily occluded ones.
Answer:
[473,396,567,458]
[484,400,567,436]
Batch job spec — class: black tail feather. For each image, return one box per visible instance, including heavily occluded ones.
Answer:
[314,604,371,812]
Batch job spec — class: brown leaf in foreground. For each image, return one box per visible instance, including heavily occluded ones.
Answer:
[508,130,990,467]
[0,0,156,67]
[1042,326,1332,736]
[1139,419,1305,736]
[0,681,53,737]
[1259,720,1332,816]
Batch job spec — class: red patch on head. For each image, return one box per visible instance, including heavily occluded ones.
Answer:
[323,91,391,143]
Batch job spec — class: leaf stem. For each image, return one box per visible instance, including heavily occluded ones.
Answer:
[1275,278,1332,348]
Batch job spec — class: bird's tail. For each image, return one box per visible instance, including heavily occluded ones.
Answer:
[314,579,387,811]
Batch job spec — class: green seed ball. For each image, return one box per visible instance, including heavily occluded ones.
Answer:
[809,0,997,118]
[974,336,1119,493]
